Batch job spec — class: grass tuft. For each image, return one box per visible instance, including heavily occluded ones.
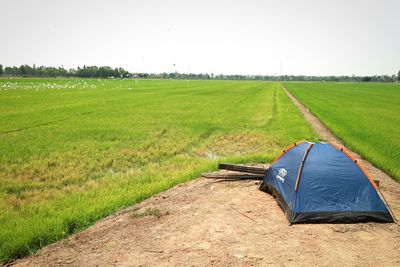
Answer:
[130,208,163,219]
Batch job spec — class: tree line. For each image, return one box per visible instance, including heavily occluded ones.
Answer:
[0,64,399,82]
[0,65,131,78]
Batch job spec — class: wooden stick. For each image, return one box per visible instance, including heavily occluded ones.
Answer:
[230,206,257,222]
[143,249,164,253]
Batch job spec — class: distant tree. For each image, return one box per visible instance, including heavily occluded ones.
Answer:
[0,64,3,76]
[398,70,400,82]
[361,76,372,82]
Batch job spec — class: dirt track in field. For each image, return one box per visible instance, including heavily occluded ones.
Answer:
[13,87,400,267]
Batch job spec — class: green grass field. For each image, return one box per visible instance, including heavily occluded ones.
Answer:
[285,82,400,181]
[0,79,316,262]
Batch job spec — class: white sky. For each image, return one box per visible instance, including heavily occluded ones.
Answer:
[1,0,399,76]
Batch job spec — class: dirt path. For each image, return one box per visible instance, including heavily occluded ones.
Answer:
[13,88,400,267]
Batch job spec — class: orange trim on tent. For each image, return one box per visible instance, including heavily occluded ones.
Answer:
[295,143,313,191]
[329,142,378,190]
[272,141,305,164]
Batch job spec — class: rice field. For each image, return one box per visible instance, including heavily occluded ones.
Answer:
[0,79,317,263]
[285,82,400,181]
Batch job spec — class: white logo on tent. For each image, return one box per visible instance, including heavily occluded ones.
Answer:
[276,168,287,182]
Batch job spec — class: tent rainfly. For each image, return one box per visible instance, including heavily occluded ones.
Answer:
[259,141,395,224]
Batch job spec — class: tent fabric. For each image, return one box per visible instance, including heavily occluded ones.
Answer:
[259,141,395,224]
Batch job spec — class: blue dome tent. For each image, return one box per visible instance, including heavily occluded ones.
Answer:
[259,141,395,224]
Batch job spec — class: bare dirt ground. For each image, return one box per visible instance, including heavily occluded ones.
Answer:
[13,88,400,267]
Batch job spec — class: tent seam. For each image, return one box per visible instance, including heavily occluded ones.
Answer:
[294,143,313,192]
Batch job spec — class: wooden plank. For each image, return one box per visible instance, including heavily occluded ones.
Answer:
[201,173,263,180]
[218,163,268,174]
